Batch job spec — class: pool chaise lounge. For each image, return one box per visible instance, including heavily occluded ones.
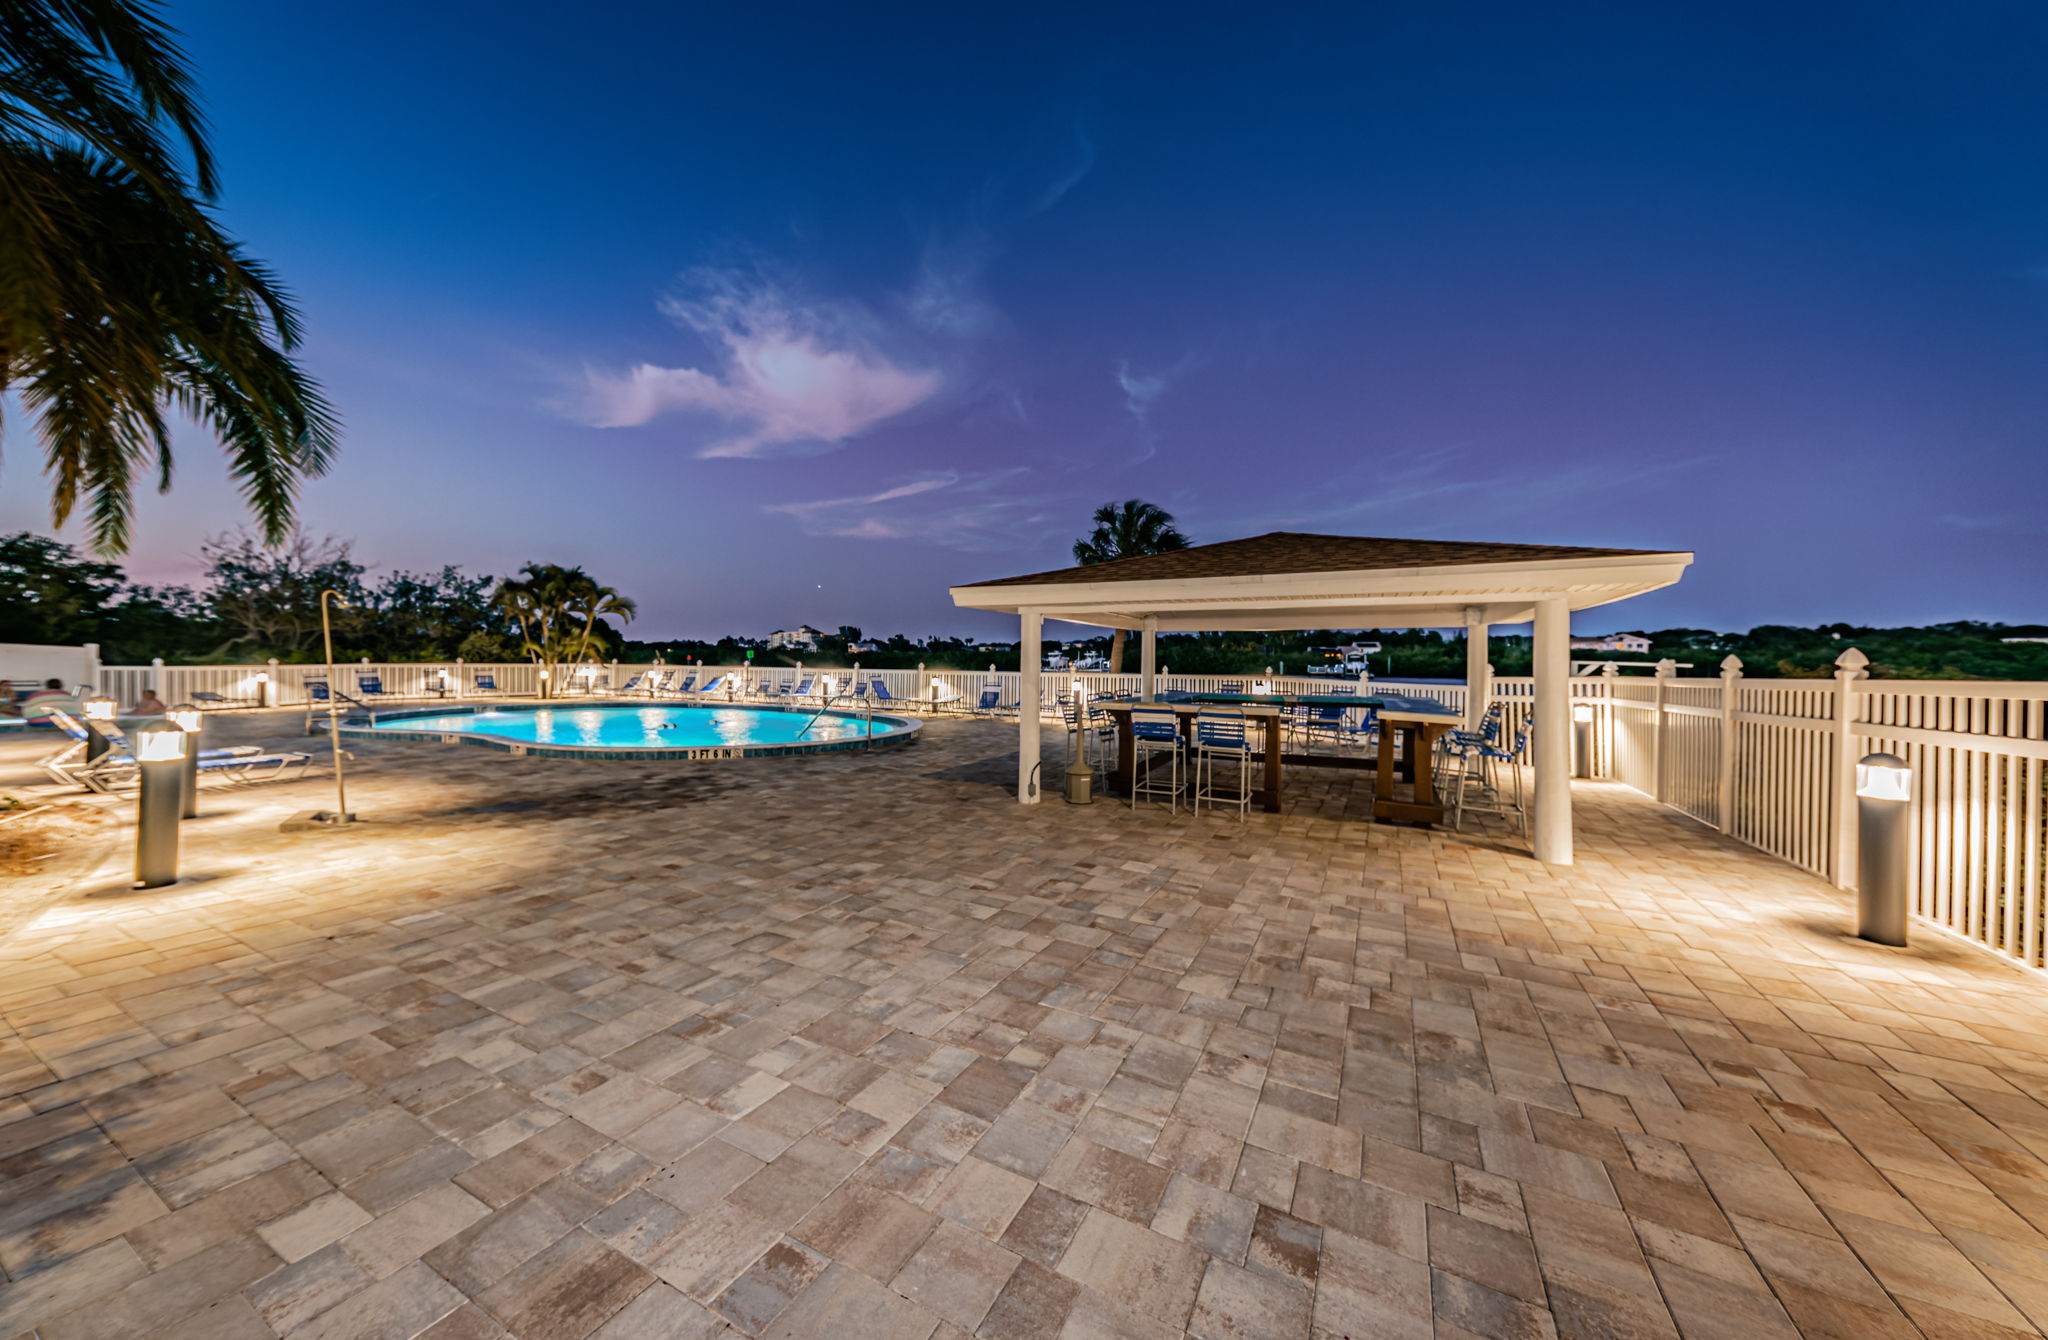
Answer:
[41,711,312,794]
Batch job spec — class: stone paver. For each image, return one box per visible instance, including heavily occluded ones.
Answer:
[3,710,2048,1338]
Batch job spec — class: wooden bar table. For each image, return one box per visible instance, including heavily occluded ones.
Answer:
[1098,701,1286,812]
[1098,693,1462,824]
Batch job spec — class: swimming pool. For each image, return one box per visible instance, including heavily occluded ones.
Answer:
[340,703,919,760]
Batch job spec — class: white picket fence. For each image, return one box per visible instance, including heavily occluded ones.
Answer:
[88,652,2048,973]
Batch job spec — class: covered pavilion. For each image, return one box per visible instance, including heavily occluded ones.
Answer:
[951,531,1693,864]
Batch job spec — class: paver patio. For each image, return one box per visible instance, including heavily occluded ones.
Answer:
[2,711,2046,1339]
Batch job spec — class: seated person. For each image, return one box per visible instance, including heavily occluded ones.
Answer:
[18,679,84,726]
[129,688,169,717]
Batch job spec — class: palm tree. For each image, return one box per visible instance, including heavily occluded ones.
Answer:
[493,563,636,692]
[1,0,337,552]
[567,583,636,668]
[1072,499,1190,673]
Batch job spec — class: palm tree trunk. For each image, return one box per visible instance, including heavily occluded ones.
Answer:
[1109,629,1127,675]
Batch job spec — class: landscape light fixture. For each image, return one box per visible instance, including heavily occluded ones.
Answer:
[255,670,272,707]
[314,589,357,824]
[1572,702,1595,779]
[82,694,117,761]
[133,719,187,888]
[168,703,203,819]
[1855,753,1913,946]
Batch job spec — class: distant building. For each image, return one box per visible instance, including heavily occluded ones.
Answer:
[1571,633,1653,655]
[767,625,825,652]
[2003,637,2048,645]
[847,642,877,654]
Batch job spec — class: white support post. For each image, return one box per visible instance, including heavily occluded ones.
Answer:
[1831,647,1869,887]
[1018,610,1043,804]
[1532,598,1573,865]
[150,657,164,694]
[456,656,465,698]
[1140,617,1158,701]
[81,642,102,692]
[1463,607,1490,728]
[1652,658,1676,804]
[1717,655,1742,832]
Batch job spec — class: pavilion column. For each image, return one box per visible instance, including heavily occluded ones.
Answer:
[1531,598,1573,864]
[1018,609,1043,804]
[1463,606,1491,729]
[1140,617,1158,700]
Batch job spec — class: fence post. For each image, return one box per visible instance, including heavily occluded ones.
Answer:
[150,657,164,693]
[1717,655,1742,832]
[82,642,102,691]
[1831,647,1869,888]
[1599,663,1618,779]
[1652,658,1676,803]
[456,657,465,698]
[266,657,279,708]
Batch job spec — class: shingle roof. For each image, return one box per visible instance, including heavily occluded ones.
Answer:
[958,531,1678,589]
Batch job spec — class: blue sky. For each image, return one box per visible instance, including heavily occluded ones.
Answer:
[3,1,2044,640]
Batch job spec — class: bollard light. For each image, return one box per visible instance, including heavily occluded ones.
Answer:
[255,671,272,708]
[1571,701,1595,780]
[1855,752,1912,946]
[83,694,117,762]
[1857,755,1913,803]
[168,703,203,819]
[133,719,187,888]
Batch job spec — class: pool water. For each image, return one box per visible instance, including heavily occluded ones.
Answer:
[363,705,896,749]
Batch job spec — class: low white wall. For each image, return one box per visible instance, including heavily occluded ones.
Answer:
[0,642,98,689]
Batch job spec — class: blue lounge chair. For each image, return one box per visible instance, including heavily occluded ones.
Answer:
[779,676,814,701]
[970,686,1006,717]
[473,672,498,693]
[666,674,696,697]
[697,674,728,698]
[41,711,305,794]
[357,674,390,699]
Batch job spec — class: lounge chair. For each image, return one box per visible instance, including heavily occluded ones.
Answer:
[356,674,391,699]
[778,676,814,702]
[696,674,728,699]
[473,672,498,693]
[189,689,250,708]
[665,674,696,697]
[965,685,1003,716]
[640,671,671,696]
[868,679,913,711]
[41,710,301,793]
[615,673,645,694]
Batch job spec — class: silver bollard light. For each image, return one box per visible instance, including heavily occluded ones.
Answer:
[167,703,203,819]
[133,718,188,888]
[83,694,118,762]
[1855,752,1912,946]
[1572,702,1594,779]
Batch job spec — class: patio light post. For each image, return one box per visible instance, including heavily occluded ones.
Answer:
[316,589,357,824]
[1855,753,1912,946]
[133,719,186,888]
[1572,702,1594,779]
[167,704,203,818]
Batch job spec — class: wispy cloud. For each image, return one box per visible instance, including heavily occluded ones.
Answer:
[1116,354,1201,462]
[1033,124,1097,213]
[571,269,941,458]
[766,468,1049,549]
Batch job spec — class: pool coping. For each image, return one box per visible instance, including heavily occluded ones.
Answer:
[335,700,921,761]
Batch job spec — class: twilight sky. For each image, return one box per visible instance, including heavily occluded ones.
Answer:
[3,1,2044,641]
